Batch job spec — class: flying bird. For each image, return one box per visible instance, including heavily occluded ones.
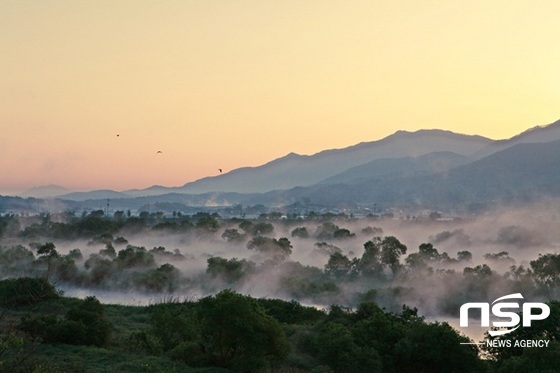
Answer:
[157,150,163,154]
[116,134,120,137]
[219,169,222,173]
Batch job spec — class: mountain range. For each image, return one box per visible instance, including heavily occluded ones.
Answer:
[6,118,560,213]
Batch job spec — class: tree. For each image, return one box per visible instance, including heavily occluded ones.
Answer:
[325,252,353,278]
[463,264,493,277]
[333,228,356,239]
[315,222,340,240]
[291,227,309,238]
[530,253,560,289]
[221,228,243,242]
[484,251,515,264]
[247,236,292,259]
[206,256,255,283]
[418,243,440,261]
[358,238,383,277]
[116,245,155,269]
[84,254,114,285]
[393,321,482,373]
[195,214,220,232]
[19,296,112,347]
[361,226,384,236]
[36,242,59,280]
[194,290,290,370]
[314,242,342,256]
[0,277,59,307]
[252,222,274,236]
[150,303,196,352]
[64,296,112,347]
[380,236,407,275]
[457,250,472,262]
[315,322,382,372]
[136,264,180,292]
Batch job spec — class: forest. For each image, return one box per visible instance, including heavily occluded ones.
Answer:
[1,206,560,372]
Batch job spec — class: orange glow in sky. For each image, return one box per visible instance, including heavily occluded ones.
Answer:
[1,1,559,194]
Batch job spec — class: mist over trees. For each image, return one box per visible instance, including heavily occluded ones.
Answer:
[2,206,560,371]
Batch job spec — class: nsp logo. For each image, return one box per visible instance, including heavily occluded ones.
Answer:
[460,293,550,337]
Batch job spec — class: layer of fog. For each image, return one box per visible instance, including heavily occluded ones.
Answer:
[3,200,560,342]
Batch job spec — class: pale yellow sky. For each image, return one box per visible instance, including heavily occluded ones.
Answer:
[1,1,559,194]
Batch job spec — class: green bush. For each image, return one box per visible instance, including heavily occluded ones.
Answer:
[0,277,59,307]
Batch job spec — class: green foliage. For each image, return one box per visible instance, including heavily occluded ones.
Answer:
[0,245,35,276]
[0,277,59,307]
[221,228,244,242]
[315,222,340,240]
[530,253,560,288]
[314,242,342,256]
[361,226,384,236]
[0,332,25,372]
[291,226,309,238]
[463,264,493,277]
[84,254,114,284]
[484,250,515,264]
[279,261,339,299]
[5,212,560,371]
[379,236,407,275]
[315,322,382,372]
[357,238,384,277]
[457,250,472,262]
[194,213,220,232]
[193,290,290,370]
[246,236,293,259]
[295,301,482,373]
[116,245,156,269]
[392,321,481,373]
[325,252,354,278]
[51,254,79,282]
[256,298,326,324]
[149,303,196,352]
[206,256,255,284]
[19,296,112,347]
[134,264,181,292]
[333,228,355,239]
[252,221,274,235]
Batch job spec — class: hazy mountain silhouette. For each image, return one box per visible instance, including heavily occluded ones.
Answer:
[318,151,468,185]
[20,184,74,198]
[57,190,132,201]
[248,138,560,209]
[157,129,492,195]
[10,118,560,211]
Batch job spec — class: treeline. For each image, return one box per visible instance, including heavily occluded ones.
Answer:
[0,278,476,372]
[1,278,559,372]
[2,238,560,315]
[2,211,560,313]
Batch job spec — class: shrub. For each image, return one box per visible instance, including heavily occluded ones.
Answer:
[0,277,59,307]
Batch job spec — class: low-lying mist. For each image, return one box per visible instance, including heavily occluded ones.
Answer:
[2,201,560,340]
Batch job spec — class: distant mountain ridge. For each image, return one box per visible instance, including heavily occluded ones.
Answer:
[162,129,493,195]
[20,185,73,198]
[12,119,560,211]
[258,138,560,209]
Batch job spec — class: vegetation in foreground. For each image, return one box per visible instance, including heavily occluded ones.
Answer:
[0,277,474,372]
[1,211,560,371]
[1,277,559,372]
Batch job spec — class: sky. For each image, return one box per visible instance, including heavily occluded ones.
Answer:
[1,1,559,195]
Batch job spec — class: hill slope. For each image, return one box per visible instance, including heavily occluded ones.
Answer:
[168,130,492,194]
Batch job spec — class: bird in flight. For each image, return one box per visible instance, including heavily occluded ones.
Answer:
[157,150,163,154]
[218,168,222,173]
[116,134,120,137]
